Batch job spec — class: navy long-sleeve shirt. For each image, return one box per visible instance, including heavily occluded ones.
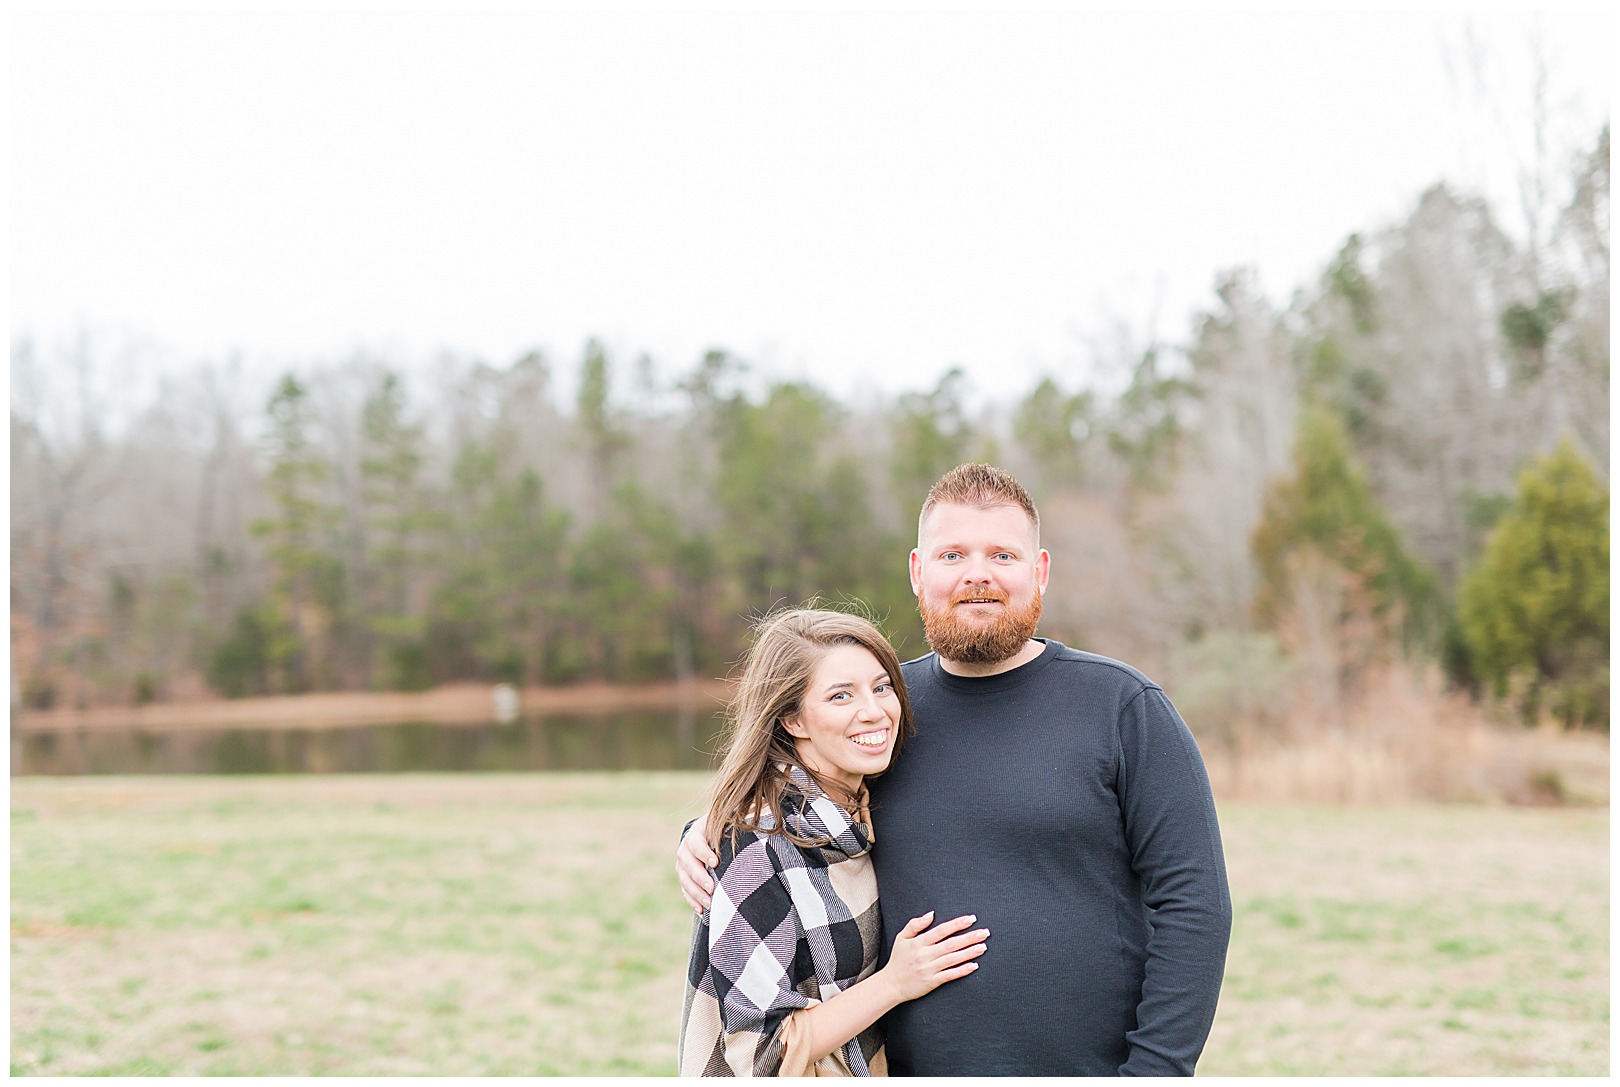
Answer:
[868,639,1232,1075]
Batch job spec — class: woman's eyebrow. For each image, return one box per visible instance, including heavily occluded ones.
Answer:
[821,675,890,693]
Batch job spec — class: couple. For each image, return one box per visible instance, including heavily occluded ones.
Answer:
[677,464,1232,1077]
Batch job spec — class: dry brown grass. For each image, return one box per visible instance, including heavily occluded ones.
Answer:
[1204,668,1611,806]
[1166,549,1613,808]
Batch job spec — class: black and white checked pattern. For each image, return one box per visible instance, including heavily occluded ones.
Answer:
[679,766,885,1077]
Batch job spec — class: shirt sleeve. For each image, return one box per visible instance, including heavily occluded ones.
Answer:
[1115,685,1234,1076]
[704,834,819,1075]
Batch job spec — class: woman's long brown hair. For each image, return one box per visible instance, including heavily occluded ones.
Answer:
[703,607,915,853]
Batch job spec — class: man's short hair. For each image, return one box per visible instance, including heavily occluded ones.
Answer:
[918,463,1040,546]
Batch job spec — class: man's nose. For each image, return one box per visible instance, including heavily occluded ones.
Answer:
[959,557,993,583]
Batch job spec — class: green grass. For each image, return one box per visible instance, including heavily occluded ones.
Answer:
[11,774,1610,1075]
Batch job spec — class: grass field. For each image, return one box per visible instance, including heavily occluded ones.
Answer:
[10,773,1609,1076]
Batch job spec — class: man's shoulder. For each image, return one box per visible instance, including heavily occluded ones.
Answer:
[899,653,937,689]
[1042,641,1158,696]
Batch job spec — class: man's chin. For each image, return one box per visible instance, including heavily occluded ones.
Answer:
[919,599,1043,666]
[935,638,1028,666]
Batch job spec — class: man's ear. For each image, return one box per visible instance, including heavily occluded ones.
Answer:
[909,548,923,595]
[781,715,808,740]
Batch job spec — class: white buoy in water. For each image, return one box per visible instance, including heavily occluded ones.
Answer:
[492,683,519,723]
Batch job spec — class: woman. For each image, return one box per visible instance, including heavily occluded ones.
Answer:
[679,608,988,1077]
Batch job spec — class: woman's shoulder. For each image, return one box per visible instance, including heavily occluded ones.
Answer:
[714,822,767,858]
[710,823,800,903]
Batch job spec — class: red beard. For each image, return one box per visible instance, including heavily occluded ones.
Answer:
[918,589,1043,665]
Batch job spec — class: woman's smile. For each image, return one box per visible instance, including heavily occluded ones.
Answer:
[785,644,902,791]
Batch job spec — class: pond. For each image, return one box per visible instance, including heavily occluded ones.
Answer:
[10,708,729,776]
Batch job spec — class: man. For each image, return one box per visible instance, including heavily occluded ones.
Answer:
[677,463,1231,1075]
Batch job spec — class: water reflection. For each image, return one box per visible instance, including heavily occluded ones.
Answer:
[11,709,727,776]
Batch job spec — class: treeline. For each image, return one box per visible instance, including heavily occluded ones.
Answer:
[11,129,1610,729]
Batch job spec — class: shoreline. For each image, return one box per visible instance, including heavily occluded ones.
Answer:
[11,679,734,733]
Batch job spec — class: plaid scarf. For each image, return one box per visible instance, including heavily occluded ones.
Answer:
[679,765,886,1077]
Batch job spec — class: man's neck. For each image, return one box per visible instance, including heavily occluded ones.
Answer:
[937,637,1046,678]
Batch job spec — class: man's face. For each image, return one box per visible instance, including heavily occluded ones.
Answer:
[909,502,1050,665]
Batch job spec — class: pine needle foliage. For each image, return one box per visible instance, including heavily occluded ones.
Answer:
[1457,440,1609,728]
[1252,405,1439,643]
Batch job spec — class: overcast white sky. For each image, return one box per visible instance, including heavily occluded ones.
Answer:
[9,4,1612,408]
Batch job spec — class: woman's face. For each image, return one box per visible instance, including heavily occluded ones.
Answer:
[784,644,901,793]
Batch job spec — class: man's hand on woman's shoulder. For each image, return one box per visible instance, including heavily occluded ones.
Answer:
[677,817,719,913]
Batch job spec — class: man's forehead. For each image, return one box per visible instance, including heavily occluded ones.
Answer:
[919,502,1037,543]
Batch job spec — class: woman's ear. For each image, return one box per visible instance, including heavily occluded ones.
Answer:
[781,714,808,740]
